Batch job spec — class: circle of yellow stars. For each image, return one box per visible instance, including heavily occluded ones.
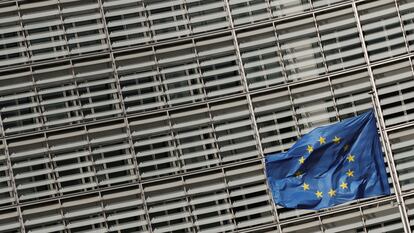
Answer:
[295,135,356,200]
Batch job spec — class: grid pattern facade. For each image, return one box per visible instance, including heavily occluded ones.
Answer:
[1,0,414,232]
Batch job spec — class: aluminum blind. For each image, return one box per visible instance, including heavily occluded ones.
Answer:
[276,16,326,82]
[1,0,414,232]
[357,0,407,61]
[373,60,414,126]
[237,24,285,90]
[316,7,365,72]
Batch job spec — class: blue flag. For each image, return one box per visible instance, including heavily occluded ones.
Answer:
[265,110,390,210]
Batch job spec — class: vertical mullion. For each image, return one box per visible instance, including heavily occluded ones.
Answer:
[58,199,68,233]
[96,0,122,118]
[358,205,368,233]
[317,215,325,232]
[97,0,143,194]
[97,190,109,232]
[15,0,30,65]
[44,132,59,200]
[17,0,44,133]
[224,0,281,231]
[3,138,24,232]
[139,181,153,233]
[223,0,265,161]
[84,125,99,194]
[309,1,341,121]
[270,20,302,139]
[352,2,411,233]
[69,58,85,123]
[166,109,182,177]
[393,0,410,54]
[17,205,25,233]
[221,165,239,231]
[192,38,209,101]
[57,0,70,58]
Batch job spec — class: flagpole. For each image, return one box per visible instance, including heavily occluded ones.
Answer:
[369,91,411,233]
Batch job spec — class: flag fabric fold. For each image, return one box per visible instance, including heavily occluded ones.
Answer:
[265,110,390,210]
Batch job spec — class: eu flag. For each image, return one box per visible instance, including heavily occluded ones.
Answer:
[265,110,390,210]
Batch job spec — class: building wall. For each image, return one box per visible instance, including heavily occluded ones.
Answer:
[0,0,413,232]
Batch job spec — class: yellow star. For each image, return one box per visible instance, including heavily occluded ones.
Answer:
[318,136,326,145]
[346,169,354,177]
[315,190,323,198]
[302,182,310,191]
[295,170,303,177]
[333,136,341,144]
[299,156,305,164]
[328,188,336,197]
[343,144,350,151]
[347,154,355,162]
[340,181,348,189]
[306,145,313,153]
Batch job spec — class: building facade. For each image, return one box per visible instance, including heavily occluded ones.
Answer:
[0,0,414,232]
